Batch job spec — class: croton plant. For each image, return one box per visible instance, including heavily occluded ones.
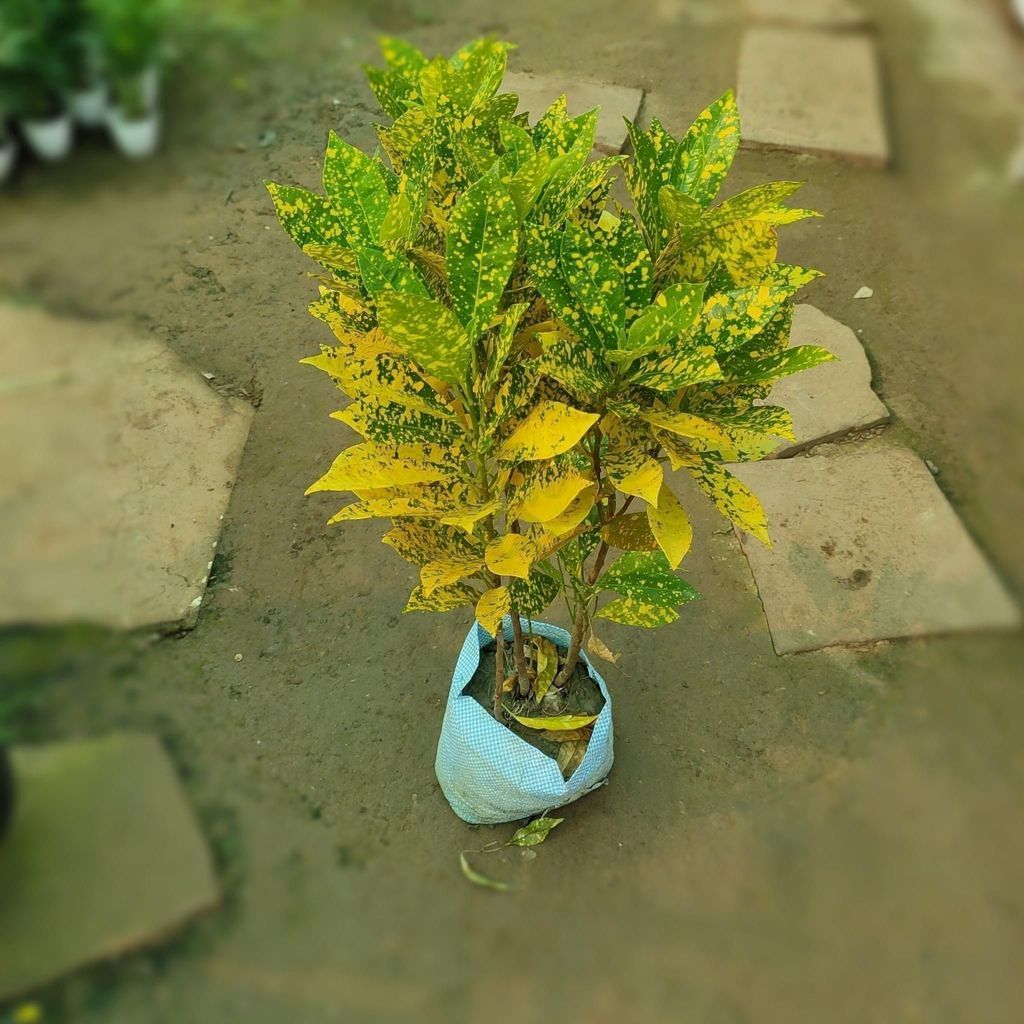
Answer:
[268,37,831,717]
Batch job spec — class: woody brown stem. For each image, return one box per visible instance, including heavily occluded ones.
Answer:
[510,611,531,697]
[492,630,505,720]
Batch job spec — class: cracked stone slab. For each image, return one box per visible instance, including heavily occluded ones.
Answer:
[737,27,888,166]
[731,446,1021,654]
[503,71,644,155]
[0,302,254,630]
[743,0,869,30]
[0,734,219,1002]
[769,304,889,456]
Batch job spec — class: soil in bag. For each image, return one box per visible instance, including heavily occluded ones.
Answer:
[463,645,605,780]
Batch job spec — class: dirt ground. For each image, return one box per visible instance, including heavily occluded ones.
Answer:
[1,0,1023,1021]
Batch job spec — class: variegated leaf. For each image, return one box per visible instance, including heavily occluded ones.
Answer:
[406,580,479,613]
[476,586,512,636]
[376,291,472,384]
[446,173,519,339]
[421,556,486,595]
[306,442,459,494]
[383,520,483,565]
[608,281,707,365]
[673,91,740,207]
[646,482,693,569]
[687,456,770,545]
[600,512,658,552]
[322,130,390,248]
[497,400,599,462]
[719,344,835,384]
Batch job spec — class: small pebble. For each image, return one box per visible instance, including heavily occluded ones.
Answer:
[854,286,873,299]
[234,653,243,662]
[926,459,939,475]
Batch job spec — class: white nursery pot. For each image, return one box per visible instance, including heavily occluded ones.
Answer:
[107,108,161,159]
[70,83,109,127]
[0,138,17,184]
[20,114,73,162]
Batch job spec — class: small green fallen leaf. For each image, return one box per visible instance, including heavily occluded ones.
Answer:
[507,816,564,848]
[459,851,510,891]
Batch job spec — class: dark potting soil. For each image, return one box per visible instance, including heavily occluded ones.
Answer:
[463,645,605,764]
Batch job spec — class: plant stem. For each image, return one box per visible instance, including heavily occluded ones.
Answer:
[510,612,531,697]
[492,629,505,720]
[553,605,587,689]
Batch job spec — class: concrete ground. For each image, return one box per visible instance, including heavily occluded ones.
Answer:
[1,0,1022,1021]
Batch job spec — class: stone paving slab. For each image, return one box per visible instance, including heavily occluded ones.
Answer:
[769,304,889,456]
[737,27,889,166]
[743,0,869,30]
[0,302,254,631]
[730,445,1021,654]
[0,734,219,1001]
[503,71,644,155]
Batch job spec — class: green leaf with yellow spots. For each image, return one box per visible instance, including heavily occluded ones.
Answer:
[560,222,625,345]
[508,563,561,615]
[497,400,599,462]
[701,181,808,234]
[624,117,678,253]
[600,211,653,322]
[673,90,740,207]
[536,334,614,400]
[607,281,707,364]
[597,597,680,627]
[323,130,390,249]
[646,482,693,569]
[658,185,703,238]
[526,223,605,351]
[481,302,528,397]
[686,456,770,545]
[379,36,428,74]
[598,550,700,624]
[266,183,346,251]
[445,173,519,339]
[356,248,429,299]
[718,344,835,384]
[406,580,479,613]
[376,291,472,384]
[507,149,551,219]
[627,344,722,391]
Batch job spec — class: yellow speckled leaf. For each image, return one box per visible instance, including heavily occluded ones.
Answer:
[476,586,512,636]
[531,637,558,703]
[306,443,458,494]
[602,413,663,505]
[543,485,597,535]
[688,457,770,546]
[376,291,472,385]
[421,556,485,595]
[484,533,539,580]
[646,482,693,569]
[597,596,679,627]
[506,710,599,731]
[512,461,593,524]
[641,409,733,448]
[383,521,483,565]
[600,512,659,552]
[497,401,599,462]
[405,581,479,613]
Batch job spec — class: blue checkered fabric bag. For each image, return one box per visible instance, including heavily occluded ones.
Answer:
[435,616,614,825]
